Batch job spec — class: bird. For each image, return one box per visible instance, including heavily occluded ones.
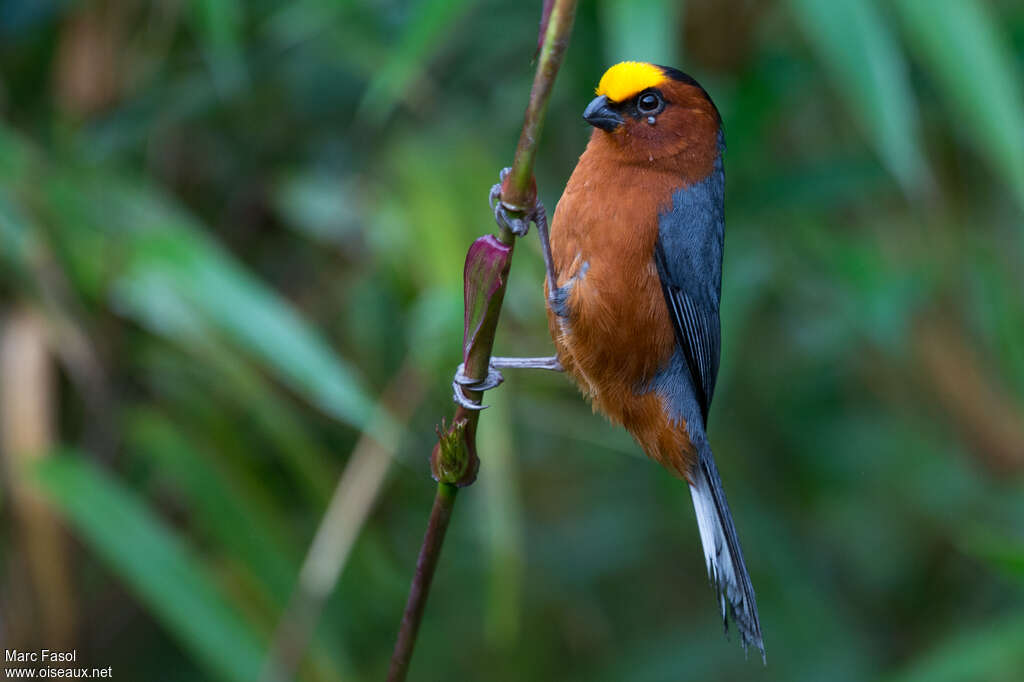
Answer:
[454,61,764,655]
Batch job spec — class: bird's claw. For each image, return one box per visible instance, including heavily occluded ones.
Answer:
[489,167,512,212]
[452,362,505,411]
[489,182,502,212]
[495,202,530,237]
[489,167,531,237]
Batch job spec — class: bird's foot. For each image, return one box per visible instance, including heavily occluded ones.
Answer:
[452,362,505,411]
[451,356,563,410]
[490,168,558,293]
[490,167,530,237]
[491,356,563,372]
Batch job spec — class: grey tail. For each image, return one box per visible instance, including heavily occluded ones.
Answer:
[688,440,765,660]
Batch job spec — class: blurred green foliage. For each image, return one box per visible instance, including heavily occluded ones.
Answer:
[2,1,1024,680]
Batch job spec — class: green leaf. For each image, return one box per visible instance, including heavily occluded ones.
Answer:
[126,410,301,598]
[957,525,1024,585]
[106,198,383,436]
[0,189,32,276]
[273,172,361,243]
[0,126,38,279]
[888,615,1024,682]
[965,247,1024,398]
[475,390,525,647]
[0,123,36,182]
[32,453,266,682]
[789,0,930,194]
[39,165,395,455]
[180,341,338,504]
[894,0,1024,212]
[189,0,247,91]
[599,0,681,67]
[354,0,476,125]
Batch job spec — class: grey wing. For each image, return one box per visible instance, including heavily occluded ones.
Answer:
[654,242,720,426]
[653,167,725,427]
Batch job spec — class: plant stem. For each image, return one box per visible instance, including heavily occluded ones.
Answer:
[386,1,579,679]
[386,482,457,682]
[505,0,578,216]
[0,308,77,648]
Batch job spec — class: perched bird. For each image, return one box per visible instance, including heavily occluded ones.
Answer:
[455,61,763,654]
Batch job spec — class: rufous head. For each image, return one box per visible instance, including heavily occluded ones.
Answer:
[583,62,722,167]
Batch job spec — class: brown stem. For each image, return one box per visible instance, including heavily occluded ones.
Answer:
[385,1,579,679]
[1,308,77,648]
[913,316,1024,472]
[386,483,457,682]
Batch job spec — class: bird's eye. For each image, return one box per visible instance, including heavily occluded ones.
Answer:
[637,91,663,115]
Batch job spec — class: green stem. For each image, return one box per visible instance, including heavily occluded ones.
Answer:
[385,1,579,679]
[504,0,578,218]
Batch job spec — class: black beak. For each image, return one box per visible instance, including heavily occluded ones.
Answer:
[583,95,623,132]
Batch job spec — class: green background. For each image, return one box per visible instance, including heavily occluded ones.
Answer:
[2,0,1024,680]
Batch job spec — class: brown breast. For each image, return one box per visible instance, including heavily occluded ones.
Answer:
[545,139,702,477]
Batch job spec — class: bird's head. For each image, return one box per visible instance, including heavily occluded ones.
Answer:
[583,62,722,166]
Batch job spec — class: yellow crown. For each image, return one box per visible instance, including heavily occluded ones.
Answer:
[595,62,666,103]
